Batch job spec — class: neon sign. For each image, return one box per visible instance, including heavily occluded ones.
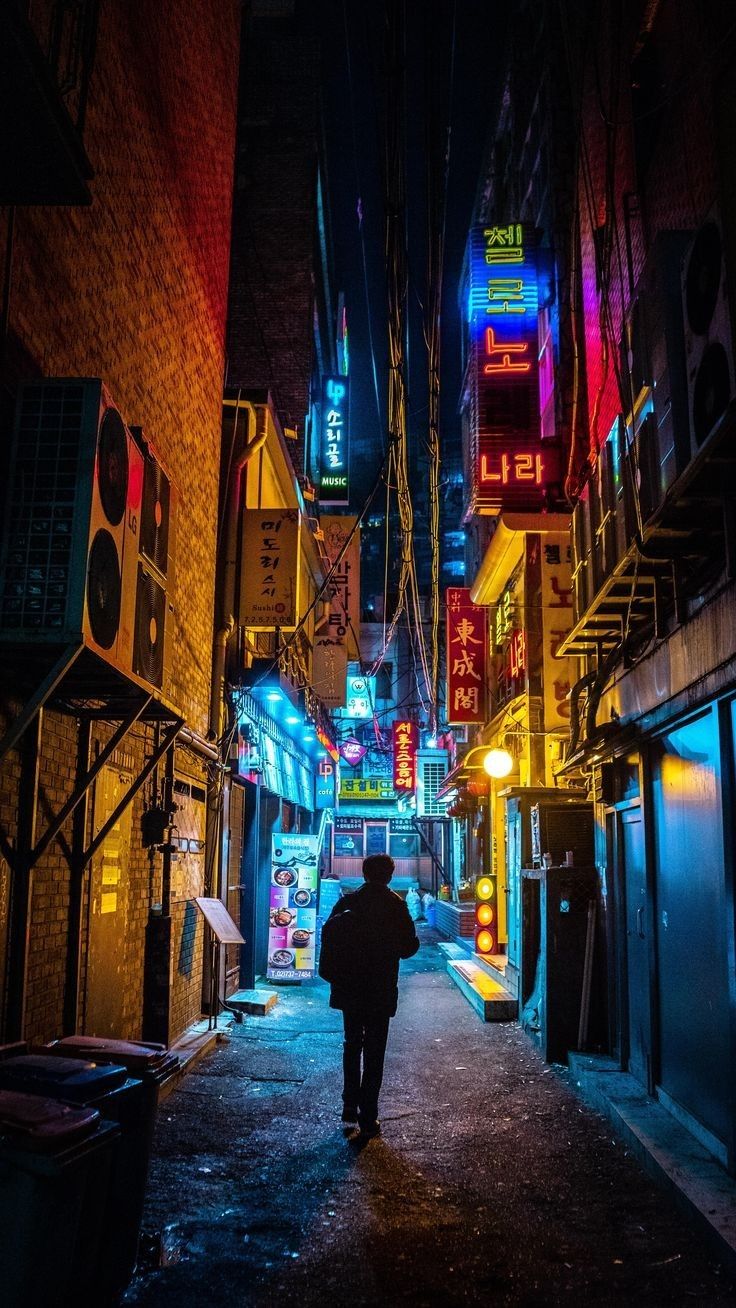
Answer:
[392,720,418,793]
[467,222,561,512]
[446,587,487,725]
[319,375,350,505]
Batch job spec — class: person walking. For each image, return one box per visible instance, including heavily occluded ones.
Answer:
[318,853,420,1139]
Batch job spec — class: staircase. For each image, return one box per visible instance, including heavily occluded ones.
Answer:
[438,940,518,1023]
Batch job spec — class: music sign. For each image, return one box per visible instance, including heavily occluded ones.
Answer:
[446,587,487,725]
[319,376,350,505]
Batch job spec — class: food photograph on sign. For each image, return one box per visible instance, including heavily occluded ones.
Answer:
[267,834,320,981]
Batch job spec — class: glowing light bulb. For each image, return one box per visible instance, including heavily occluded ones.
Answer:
[483,748,513,778]
[476,903,494,927]
[476,876,494,901]
[476,929,495,954]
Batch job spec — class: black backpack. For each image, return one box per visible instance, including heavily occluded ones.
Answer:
[318,904,366,985]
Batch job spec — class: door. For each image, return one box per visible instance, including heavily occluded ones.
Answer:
[85,765,132,1036]
[652,711,729,1148]
[505,801,522,967]
[620,807,650,1088]
[225,783,245,996]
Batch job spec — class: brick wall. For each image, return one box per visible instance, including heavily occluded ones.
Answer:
[0,0,240,1043]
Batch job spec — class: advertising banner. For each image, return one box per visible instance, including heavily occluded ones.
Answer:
[446,587,487,725]
[312,638,348,710]
[240,509,300,630]
[320,515,361,660]
[392,720,418,793]
[541,534,575,731]
[267,833,320,981]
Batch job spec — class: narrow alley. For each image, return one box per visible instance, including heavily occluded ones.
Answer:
[125,935,734,1307]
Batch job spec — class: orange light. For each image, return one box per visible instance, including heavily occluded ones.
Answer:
[476,903,494,927]
[476,876,494,901]
[476,929,495,954]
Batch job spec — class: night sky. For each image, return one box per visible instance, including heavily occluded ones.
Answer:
[317,1,507,509]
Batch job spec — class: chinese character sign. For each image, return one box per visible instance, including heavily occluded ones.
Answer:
[392,720,418,793]
[240,509,300,629]
[541,533,575,731]
[319,375,350,504]
[446,587,487,725]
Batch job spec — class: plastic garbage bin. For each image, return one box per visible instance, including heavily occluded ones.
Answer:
[45,1036,179,1288]
[0,1052,143,1304]
[0,1089,119,1308]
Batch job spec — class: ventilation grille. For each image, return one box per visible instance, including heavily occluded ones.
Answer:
[418,759,448,817]
[0,382,85,630]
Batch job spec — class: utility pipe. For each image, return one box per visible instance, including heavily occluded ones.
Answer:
[209,400,268,741]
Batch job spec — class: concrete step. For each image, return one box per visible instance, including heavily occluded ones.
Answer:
[446,959,518,1023]
[437,940,472,962]
[228,988,279,1016]
[471,951,519,999]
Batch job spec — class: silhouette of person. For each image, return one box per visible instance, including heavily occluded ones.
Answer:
[319,853,420,1138]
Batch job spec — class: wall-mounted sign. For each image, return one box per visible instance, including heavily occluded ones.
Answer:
[446,587,487,725]
[345,674,374,719]
[509,628,527,680]
[240,509,300,630]
[541,534,575,731]
[315,757,337,809]
[339,777,396,802]
[389,817,416,833]
[339,738,367,767]
[312,639,348,710]
[319,515,361,661]
[267,833,320,981]
[466,223,561,513]
[319,375,350,504]
[334,816,364,832]
[392,720,418,793]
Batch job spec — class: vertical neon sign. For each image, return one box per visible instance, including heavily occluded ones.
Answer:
[319,375,350,505]
[467,223,560,509]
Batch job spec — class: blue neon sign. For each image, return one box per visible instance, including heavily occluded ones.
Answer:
[319,375,350,505]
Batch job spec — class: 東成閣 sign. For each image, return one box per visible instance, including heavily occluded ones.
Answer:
[446,587,487,726]
[467,222,561,511]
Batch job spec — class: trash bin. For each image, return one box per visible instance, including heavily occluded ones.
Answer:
[0,1088,119,1308]
[0,1052,143,1304]
[45,1037,179,1289]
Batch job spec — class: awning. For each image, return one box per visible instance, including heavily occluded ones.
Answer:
[435,745,496,801]
[470,512,571,606]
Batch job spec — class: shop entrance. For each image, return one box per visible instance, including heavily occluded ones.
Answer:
[652,710,730,1156]
[620,806,650,1089]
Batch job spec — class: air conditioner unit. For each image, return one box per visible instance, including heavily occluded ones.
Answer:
[416,749,448,818]
[682,211,735,456]
[0,378,142,672]
[130,438,178,693]
[643,231,691,494]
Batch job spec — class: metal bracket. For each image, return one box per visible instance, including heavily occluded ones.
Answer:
[81,717,184,870]
[0,642,83,763]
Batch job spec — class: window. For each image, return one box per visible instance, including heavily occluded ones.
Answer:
[390,832,420,859]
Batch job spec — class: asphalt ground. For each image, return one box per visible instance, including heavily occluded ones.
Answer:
[125,928,736,1306]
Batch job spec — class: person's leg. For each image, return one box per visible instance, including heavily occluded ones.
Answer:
[358,1012,391,1131]
[342,1009,364,1116]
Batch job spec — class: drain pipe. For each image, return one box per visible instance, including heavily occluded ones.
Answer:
[209,401,268,742]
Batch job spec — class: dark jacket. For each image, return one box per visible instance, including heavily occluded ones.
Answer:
[324,882,420,1017]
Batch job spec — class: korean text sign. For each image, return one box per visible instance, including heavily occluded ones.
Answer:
[319,376,350,504]
[392,719,418,793]
[467,222,560,510]
[540,533,575,731]
[267,833,320,981]
[446,587,487,725]
[240,509,300,630]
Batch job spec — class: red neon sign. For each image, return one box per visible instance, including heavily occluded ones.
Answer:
[445,587,487,726]
[392,720,418,793]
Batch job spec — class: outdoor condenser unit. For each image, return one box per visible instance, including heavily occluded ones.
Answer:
[682,210,735,458]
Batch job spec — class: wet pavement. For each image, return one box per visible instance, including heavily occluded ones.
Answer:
[125,930,735,1306]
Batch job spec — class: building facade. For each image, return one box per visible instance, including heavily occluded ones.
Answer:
[0,1,241,1044]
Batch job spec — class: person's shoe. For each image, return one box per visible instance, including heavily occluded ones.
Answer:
[357,1118,381,1139]
[341,1107,359,1124]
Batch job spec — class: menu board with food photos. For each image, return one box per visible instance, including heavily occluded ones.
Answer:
[267,833,320,981]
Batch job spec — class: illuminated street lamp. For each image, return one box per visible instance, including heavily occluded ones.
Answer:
[483,747,513,778]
